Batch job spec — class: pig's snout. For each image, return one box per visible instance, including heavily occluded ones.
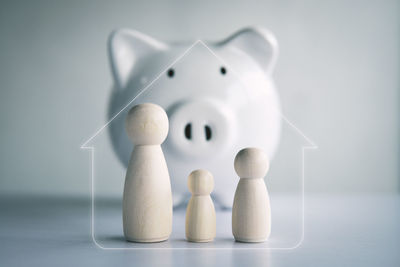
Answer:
[167,99,236,159]
[183,121,212,141]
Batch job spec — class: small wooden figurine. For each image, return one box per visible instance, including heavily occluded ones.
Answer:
[185,169,216,242]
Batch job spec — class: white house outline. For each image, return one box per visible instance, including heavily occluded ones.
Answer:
[81,40,318,250]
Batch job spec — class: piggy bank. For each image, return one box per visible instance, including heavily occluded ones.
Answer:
[108,27,281,208]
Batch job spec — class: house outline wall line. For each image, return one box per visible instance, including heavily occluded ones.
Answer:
[80,39,318,250]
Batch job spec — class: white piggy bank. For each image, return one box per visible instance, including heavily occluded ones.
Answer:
[108,27,281,208]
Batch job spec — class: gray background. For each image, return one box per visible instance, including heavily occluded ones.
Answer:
[0,0,398,197]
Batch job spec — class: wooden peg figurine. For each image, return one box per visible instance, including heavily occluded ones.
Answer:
[232,147,271,243]
[185,169,216,242]
[123,103,173,242]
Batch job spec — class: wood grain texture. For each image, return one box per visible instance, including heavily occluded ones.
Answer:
[232,178,271,242]
[123,145,172,242]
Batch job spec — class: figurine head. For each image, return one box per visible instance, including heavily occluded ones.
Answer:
[234,147,269,179]
[188,169,214,196]
[125,103,169,146]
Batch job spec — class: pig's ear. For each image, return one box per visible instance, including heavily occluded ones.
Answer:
[108,29,168,88]
[220,27,278,74]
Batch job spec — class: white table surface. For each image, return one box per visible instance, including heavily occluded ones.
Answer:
[1,194,399,267]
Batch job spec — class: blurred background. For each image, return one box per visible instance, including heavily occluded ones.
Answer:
[0,0,398,198]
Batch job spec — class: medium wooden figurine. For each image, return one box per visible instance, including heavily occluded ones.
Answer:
[232,147,271,243]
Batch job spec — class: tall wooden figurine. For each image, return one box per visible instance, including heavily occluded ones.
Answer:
[185,169,216,242]
[232,147,271,243]
[123,103,172,242]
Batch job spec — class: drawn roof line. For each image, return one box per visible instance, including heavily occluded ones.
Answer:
[81,39,317,149]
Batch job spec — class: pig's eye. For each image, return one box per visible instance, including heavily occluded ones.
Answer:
[220,66,227,75]
[167,68,175,78]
